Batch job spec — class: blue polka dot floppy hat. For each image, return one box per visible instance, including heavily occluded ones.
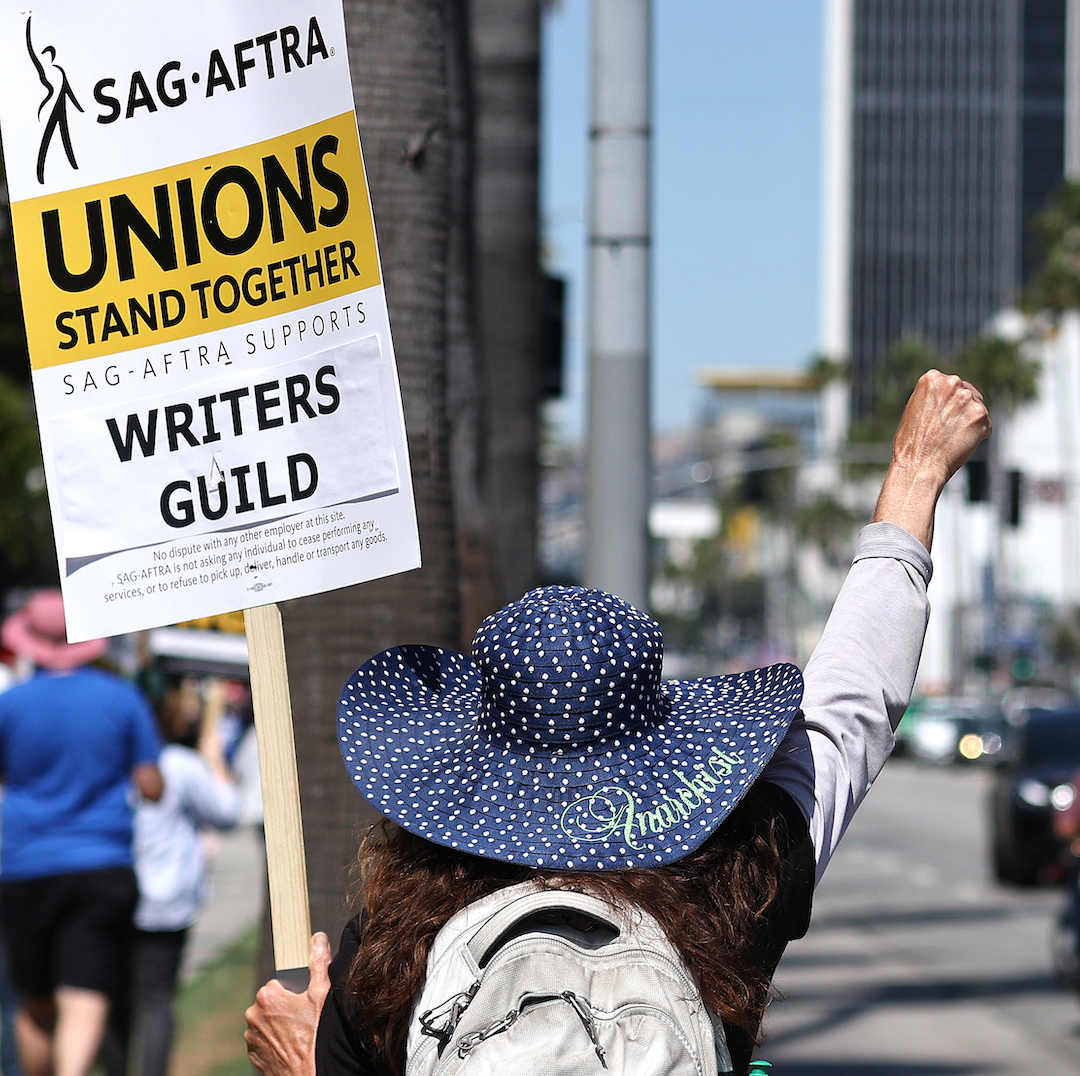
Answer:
[337,585,803,871]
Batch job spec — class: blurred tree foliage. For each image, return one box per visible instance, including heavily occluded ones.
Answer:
[654,484,767,660]
[1026,180,1080,315]
[804,353,848,390]
[741,428,799,509]
[847,337,937,448]
[951,333,1039,416]
[0,372,54,582]
[0,142,55,586]
[794,491,861,568]
[846,331,1038,460]
[656,427,804,658]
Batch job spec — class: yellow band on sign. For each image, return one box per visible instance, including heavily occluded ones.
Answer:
[12,111,380,368]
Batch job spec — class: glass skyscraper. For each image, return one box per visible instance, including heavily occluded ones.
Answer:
[843,0,1067,418]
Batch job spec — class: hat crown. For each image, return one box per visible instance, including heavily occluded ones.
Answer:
[26,592,67,642]
[472,585,665,752]
[0,588,109,670]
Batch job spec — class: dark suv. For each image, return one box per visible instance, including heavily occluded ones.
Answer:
[990,706,1080,886]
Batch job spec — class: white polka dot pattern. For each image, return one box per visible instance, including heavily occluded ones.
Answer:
[337,585,803,871]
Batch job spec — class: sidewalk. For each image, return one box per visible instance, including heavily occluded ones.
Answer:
[181,824,266,982]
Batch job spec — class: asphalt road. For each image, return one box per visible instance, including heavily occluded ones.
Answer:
[759,758,1080,1075]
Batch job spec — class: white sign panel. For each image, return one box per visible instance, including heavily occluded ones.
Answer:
[0,0,420,641]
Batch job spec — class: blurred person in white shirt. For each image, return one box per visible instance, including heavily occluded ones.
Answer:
[129,673,240,1076]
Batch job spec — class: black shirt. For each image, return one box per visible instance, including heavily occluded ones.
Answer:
[315,783,814,1076]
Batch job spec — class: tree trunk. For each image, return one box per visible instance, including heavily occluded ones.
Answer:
[469,0,543,611]
[445,0,503,646]
[268,0,474,971]
[254,0,544,983]
[441,0,546,642]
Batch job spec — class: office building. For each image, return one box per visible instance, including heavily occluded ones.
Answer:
[822,0,1069,419]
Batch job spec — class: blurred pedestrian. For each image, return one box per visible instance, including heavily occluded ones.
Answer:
[0,640,22,1076]
[1051,765,1080,991]
[244,372,991,1076]
[0,591,162,1076]
[128,672,240,1076]
[228,687,263,831]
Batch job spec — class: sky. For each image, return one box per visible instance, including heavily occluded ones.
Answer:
[539,0,824,438]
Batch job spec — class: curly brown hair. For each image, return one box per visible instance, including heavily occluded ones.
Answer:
[343,786,788,1074]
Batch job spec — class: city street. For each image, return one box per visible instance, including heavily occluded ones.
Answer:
[762,759,1080,1074]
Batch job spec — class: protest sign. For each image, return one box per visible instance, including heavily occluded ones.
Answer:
[0,0,420,643]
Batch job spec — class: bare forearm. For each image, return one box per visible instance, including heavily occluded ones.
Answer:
[871,463,947,552]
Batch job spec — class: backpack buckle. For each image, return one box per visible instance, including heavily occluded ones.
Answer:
[453,992,608,1068]
[456,1011,519,1057]
[419,980,481,1048]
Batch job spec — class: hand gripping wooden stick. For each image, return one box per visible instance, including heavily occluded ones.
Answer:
[244,602,312,992]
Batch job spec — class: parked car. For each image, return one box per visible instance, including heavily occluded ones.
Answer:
[893,698,927,756]
[900,696,1007,765]
[990,705,1080,886]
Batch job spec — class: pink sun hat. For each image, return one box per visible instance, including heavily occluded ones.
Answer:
[1,590,108,670]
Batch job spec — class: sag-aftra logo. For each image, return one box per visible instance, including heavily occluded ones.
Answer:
[11,8,372,366]
[25,11,333,185]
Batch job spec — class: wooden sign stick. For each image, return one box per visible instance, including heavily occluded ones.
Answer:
[244,602,312,991]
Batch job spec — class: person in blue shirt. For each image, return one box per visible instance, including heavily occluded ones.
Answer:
[0,591,162,1076]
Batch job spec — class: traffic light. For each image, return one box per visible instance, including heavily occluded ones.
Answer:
[1006,469,1023,528]
[742,467,767,505]
[966,458,989,502]
[539,274,565,399]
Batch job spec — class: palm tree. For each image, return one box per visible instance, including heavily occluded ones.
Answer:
[445,0,545,638]
[952,332,1039,601]
[1026,181,1080,316]
[470,0,544,615]
[276,0,480,961]
[845,338,939,473]
[952,333,1039,416]
[271,0,546,968]
[845,333,1037,468]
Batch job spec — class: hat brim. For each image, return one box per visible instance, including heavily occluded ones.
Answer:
[338,645,803,871]
[0,612,108,670]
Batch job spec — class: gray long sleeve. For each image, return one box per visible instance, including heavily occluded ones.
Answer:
[760,521,933,882]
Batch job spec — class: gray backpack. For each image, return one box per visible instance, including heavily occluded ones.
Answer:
[405,882,733,1076]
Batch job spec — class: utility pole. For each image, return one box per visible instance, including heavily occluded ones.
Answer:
[818,0,853,465]
[583,0,651,608]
